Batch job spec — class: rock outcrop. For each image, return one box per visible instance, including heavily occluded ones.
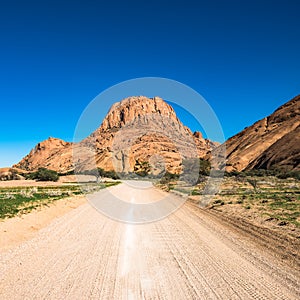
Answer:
[247,124,300,170]
[224,95,300,171]
[14,95,300,174]
[76,96,214,174]
[14,137,74,173]
[14,96,215,174]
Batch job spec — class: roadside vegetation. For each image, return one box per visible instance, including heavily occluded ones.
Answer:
[155,161,300,232]
[26,167,59,181]
[0,182,119,219]
[206,175,300,229]
[3,162,299,231]
[81,164,300,232]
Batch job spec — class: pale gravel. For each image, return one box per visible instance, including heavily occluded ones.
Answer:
[0,182,299,299]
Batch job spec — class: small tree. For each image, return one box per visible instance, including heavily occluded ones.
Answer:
[247,178,258,191]
[31,168,59,182]
[87,168,101,183]
[199,159,211,176]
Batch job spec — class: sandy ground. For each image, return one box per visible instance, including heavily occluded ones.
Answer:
[0,195,86,252]
[0,182,299,299]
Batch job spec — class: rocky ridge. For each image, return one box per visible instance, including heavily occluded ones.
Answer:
[13,95,300,174]
[225,95,300,171]
[14,96,214,174]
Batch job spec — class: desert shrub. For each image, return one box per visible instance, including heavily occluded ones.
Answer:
[276,171,300,180]
[29,168,59,182]
[213,199,224,205]
[103,170,120,180]
[58,170,74,176]
[243,169,266,177]
[159,172,179,184]
[199,159,211,176]
[226,170,240,177]
[247,178,258,190]
[240,168,300,180]
[79,168,120,180]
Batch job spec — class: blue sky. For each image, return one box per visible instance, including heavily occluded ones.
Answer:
[0,0,300,167]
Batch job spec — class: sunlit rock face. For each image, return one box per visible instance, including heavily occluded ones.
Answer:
[223,95,300,172]
[13,137,74,173]
[80,96,213,174]
[14,96,215,174]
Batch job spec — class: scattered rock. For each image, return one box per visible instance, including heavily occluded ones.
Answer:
[278,220,288,226]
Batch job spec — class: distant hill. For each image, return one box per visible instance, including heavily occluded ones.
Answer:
[224,95,300,172]
[13,94,300,175]
[14,96,215,174]
[13,137,73,173]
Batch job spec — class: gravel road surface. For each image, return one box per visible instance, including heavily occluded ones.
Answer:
[0,181,299,299]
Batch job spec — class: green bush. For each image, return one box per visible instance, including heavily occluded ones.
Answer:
[276,171,300,180]
[199,159,211,176]
[213,199,224,205]
[159,171,179,184]
[79,168,120,180]
[58,170,74,176]
[225,168,300,180]
[105,170,120,180]
[29,168,59,182]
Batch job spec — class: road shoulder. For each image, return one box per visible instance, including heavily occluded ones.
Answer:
[0,195,86,253]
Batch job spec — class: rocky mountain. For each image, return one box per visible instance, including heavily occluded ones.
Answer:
[14,94,300,175]
[14,96,215,174]
[225,95,300,172]
[76,96,215,174]
[14,137,73,173]
[247,124,300,170]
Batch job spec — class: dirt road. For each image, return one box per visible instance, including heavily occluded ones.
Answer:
[0,182,299,299]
